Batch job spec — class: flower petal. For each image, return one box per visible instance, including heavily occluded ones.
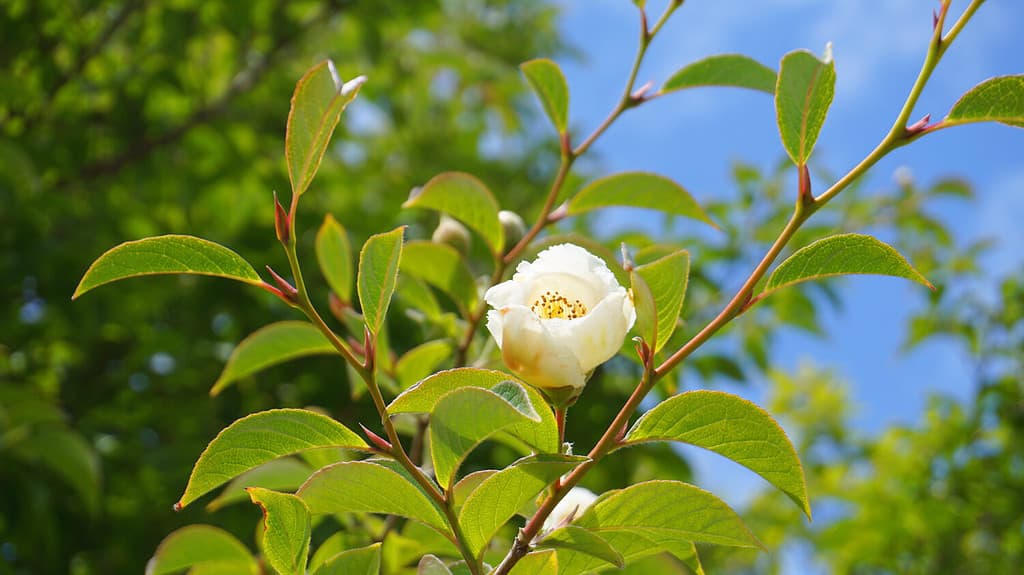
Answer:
[547,290,636,373]
[484,277,528,309]
[514,244,620,297]
[496,305,586,390]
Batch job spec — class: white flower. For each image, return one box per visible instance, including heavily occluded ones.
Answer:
[541,487,598,533]
[484,243,636,404]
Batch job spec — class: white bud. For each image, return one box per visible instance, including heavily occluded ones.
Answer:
[432,215,471,255]
[498,210,527,251]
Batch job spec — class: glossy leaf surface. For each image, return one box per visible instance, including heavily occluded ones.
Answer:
[176,409,366,509]
[73,235,261,299]
[211,321,334,396]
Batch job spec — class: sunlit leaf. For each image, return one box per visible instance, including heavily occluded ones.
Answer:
[630,269,657,349]
[210,321,335,396]
[775,48,835,165]
[567,172,716,229]
[403,173,503,255]
[634,250,689,352]
[508,549,558,575]
[247,488,310,575]
[663,54,776,94]
[286,60,363,198]
[764,233,933,295]
[451,470,496,510]
[388,368,559,454]
[520,58,570,133]
[459,454,587,557]
[73,235,261,299]
[207,459,313,511]
[358,226,405,334]
[624,391,810,518]
[553,529,668,575]
[536,525,624,568]
[298,460,447,532]
[400,241,478,315]
[145,525,257,575]
[316,214,354,302]
[314,543,381,575]
[395,340,453,390]
[176,409,367,509]
[574,480,762,548]
[946,75,1024,128]
[430,383,540,488]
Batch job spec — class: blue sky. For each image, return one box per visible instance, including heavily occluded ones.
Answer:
[554,0,1024,563]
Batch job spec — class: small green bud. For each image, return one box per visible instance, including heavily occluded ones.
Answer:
[498,210,527,252]
[431,215,471,255]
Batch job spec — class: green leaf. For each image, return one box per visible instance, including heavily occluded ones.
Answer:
[568,173,717,229]
[314,543,382,575]
[187,563,259,575]
[247,488,310,575]
[775,48,835,165]
[210,322,335,396]
[537,526,624,569]
[176,409,367,509]
[400,241,478,315]
[207,459,313,511]
[358,226,405,334]
[73,235,261,299]
[509,550,558,575]
[395,340,453,390]
[553,529,660,575]
[655,539,705,575]
[286,60,363,198]
[145,525,257,575]
[520,58,570,133]
[417,555,453,575]
[403,173,503,255]
[574,480,762,548]
[629,269,657,350]
[430,384,540,488]
[663,54,776,94]
[9,427,101,514]
[764,233,933,295]
[297,460,448,533]
[635,250,690,352]
[946,75,1024,128]
[309,533,347,573]
[397,276,444,320]
[316,214,354,302]
[389,368,559,454]
[451,470,496,509]
[459,454,587,557]
[624,390,810,518]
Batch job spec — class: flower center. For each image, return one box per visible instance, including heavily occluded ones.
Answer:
[530,289,588,320]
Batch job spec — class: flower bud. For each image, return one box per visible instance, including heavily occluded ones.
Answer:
[484,243,636,407]
[431,215,471,255]
[499,210,527,252]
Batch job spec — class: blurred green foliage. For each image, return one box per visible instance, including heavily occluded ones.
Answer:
[2,1,1019,574]
[1,1,562,572]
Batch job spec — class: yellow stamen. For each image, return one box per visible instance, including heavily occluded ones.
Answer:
[531,289,587,320]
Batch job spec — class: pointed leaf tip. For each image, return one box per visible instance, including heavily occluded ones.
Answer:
[73,235,261,299]
[776,49,836,165]
[520,58,570,133]
[764,233,934,296]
